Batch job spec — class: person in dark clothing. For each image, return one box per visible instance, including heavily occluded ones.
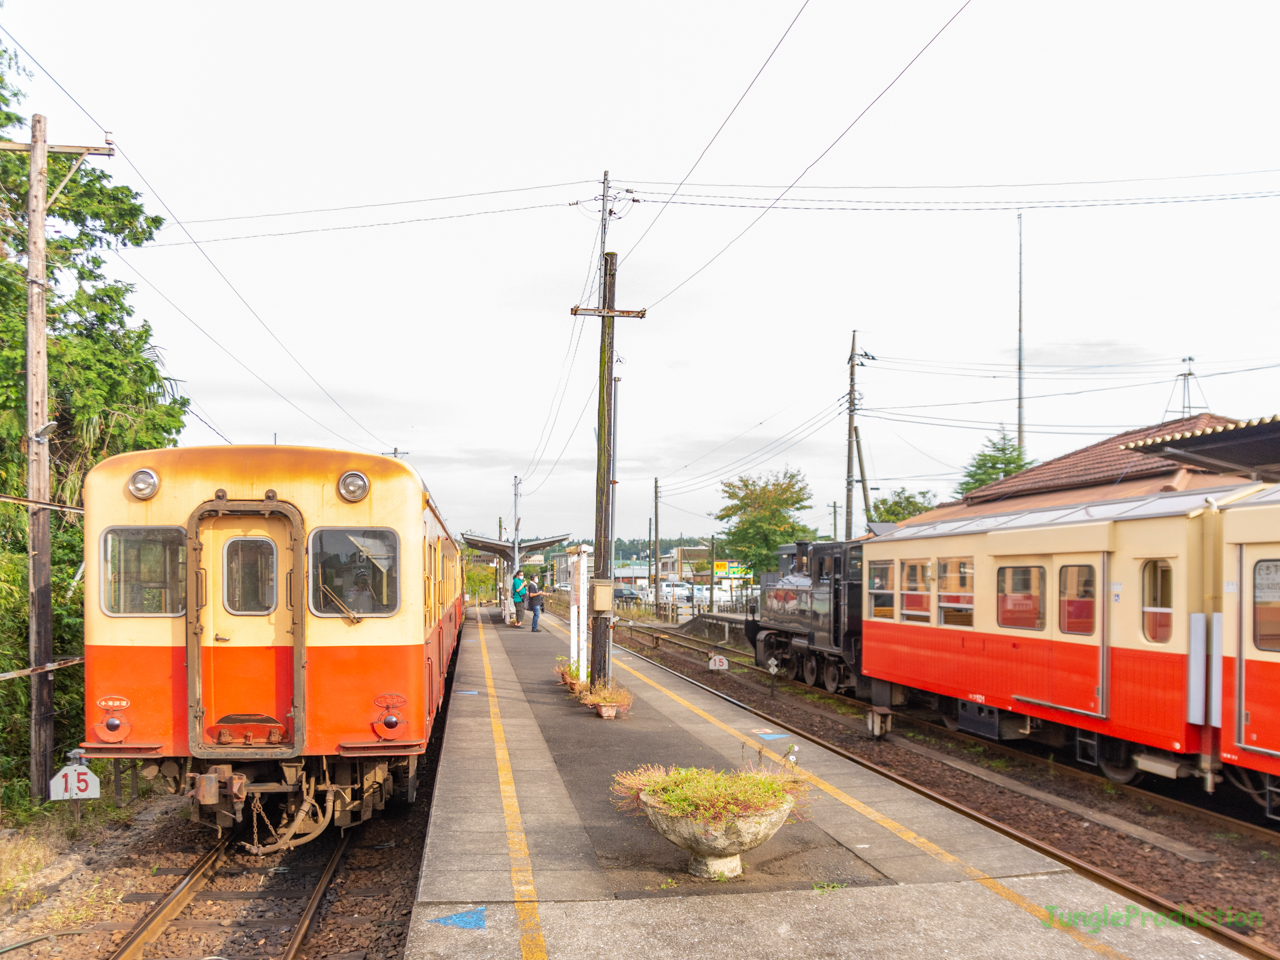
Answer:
[527,577,545,632]
[511,571,527,626]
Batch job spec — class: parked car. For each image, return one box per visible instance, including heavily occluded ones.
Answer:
[613,586,642,602]
[659,581,693,602]
[555,582,570,593]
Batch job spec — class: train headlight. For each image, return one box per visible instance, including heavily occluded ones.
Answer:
[128,469,159,500]
[338,471,370,502]
[382,714,399,729]
[105,716,121,732]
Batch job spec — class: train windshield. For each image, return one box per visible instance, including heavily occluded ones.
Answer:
[102,526,187,616]
[310,528,400,617]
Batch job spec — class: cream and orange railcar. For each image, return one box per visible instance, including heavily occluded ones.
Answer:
[80,446,462,851]
[861,483,1266,791]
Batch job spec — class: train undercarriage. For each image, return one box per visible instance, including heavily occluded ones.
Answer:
[139,754,419,853]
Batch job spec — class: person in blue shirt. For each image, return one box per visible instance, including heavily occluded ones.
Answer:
[511,571,527,627]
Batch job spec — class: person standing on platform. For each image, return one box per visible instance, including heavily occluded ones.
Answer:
[511,570,527,627]
[527,577,545,632]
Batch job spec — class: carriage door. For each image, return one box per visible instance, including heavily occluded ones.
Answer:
[199,516,295,747]
[1238,546,1280,757]
[1048,555,1104,716]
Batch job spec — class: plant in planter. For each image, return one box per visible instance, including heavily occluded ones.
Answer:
[611,762,810,878]
[579,682,634,719]
[553,657,588,692]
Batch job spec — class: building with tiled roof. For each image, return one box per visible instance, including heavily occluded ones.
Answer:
[901,413,1246,526]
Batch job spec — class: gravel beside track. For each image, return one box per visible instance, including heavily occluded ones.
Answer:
[610,621,1280,952]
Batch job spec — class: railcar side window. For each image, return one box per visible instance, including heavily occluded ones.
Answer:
[997,566,1045,630]
[310,528,400,618]
[1254,561,1280,651]
[900,560,931,624]
[103,527,187,616]
[1059,565,1096,635]
[868,561,894,619]
[937,557,974,627]
[224,538,276,615]
[1141,560,1173,642]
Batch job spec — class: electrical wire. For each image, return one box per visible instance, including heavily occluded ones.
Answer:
[0,22,389,452]
[177,180,597,224]
[620,166,1280,191]
[185,402,234,444]
[113,252,375,451]
[647,0,974,310]
[144,201,573,246]
[522,381,599,498]
[621,0,811,266]
[660,397,805,481]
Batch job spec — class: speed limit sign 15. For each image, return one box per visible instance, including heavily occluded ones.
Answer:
[50,765,100,801]
[707,655,729,671]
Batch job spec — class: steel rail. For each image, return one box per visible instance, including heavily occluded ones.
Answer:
[109,834,233,960]
[611,618,1280,848]
[282,832,349,960]
[618,640,1280,960]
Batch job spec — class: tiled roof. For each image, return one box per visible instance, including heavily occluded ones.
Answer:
[960,413,1239,505]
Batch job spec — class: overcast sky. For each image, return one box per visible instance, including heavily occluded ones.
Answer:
[7,1,1280,543]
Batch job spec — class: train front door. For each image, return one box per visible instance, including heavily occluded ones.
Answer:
[195,515,297,748]
[1237,545,1280,758]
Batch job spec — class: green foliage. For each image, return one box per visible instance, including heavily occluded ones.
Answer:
[0,43,183,794]
[869,487,937,525]
[955,430,1035,497]
[714,469,815,576]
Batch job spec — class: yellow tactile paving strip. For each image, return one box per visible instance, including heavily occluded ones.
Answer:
[476,608,549,960]
[540,615,1132,960]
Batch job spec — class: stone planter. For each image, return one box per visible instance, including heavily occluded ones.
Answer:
[595,703,618,720]
[639,791,794,878]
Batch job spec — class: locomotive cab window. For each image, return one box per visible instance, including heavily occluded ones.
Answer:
[937,557,974,627]
[1141,560,1173,643]
[997,566,1045,630]
[869,560,894,619]
[102,526,187,616]
[224,538,276,615]
[900,560,931,624]
[1059,565,1096,635]
[310,528,400,618]
[1254,560,1280,651]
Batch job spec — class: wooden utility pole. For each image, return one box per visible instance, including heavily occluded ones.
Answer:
[570,172,645,686]
[845,330,856,541]
[3,117,114,802]
[709,536,716,615]
[830,501,839,541]
[855,426,873,525]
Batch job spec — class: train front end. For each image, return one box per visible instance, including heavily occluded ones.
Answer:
[81,446,435,851]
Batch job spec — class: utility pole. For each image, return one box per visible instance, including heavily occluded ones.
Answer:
[709,536,716,615]
[647,517,653,603]
[1017,212,1024,454]
[855,426,873,526]
[5,118,114,802]
[654,478,660,619]
[845,330,856,541]
[569,171,645,687]
[611,376,620,581]
[830,501,839,541]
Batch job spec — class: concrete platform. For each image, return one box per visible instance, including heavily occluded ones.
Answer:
[405,609,1242,960]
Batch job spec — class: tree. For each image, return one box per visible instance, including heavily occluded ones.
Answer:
[870,487,937,524]
[0,45,185,804]
[715,468,816,577]
[955,430,1035,497]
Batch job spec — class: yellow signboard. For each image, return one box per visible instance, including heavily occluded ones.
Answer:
[714,560,750,579]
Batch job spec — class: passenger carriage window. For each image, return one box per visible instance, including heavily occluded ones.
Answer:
[224,538,276,615]
[1058,565,1095,635]
[997,566,1045,630]
[1141,560,1173,643]
[900,560,931,624]
[310,528,400,618]
[1253,561,1280,651]
[868,561,894,619]
[103,527,186,616]
[937,557,974,627]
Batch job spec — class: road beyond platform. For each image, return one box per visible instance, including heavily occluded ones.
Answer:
[404,608,1243,960]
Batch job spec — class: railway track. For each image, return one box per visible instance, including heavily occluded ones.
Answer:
[612,616,1280,848]
[610,630,1280,960]
[108,830,352,960]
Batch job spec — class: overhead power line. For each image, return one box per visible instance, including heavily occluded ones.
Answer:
[648,0,974,310]
[621,0,811,266]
